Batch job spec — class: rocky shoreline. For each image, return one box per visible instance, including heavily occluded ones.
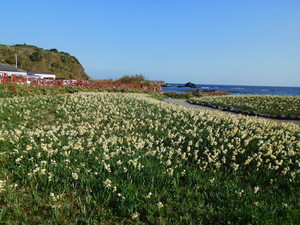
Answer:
[162,82,197,88]
[162,82,252,95]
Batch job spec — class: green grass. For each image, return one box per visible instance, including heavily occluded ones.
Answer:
[0,93,299,224]
[149,92,194,101]
[191,95,300,118]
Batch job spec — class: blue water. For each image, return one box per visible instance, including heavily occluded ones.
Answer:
[162,84,300,96]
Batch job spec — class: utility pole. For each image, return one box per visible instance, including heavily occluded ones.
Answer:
[15,54,18,68]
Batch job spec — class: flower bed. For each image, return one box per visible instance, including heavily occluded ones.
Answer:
[189,95,300,119]
[0,93,299,224]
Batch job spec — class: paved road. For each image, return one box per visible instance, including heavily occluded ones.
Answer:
[164,98,300,126]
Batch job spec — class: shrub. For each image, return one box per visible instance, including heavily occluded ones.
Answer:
[117,74,146,83]
[164,92,193,99]
[49,48,58,53]
[29,51,43,61]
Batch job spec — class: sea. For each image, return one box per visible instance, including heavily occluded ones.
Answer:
[162,83,300,96]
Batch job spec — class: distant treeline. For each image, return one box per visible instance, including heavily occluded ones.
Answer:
[117,74,146,83]
[92,74,162,86]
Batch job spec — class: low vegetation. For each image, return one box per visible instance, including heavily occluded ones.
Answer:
[191,95,300,118]
[0,83,155,98]
[161,90,229,100]
[0,93,299,224]
[116,74,164,87]
[163,92,194,99]
[116,74,146,83]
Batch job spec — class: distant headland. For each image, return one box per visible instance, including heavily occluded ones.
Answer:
[0,44,89,80]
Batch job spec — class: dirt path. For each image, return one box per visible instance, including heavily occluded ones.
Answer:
[164,98,300,126]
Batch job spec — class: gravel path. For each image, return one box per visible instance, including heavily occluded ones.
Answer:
[164,98,300,126]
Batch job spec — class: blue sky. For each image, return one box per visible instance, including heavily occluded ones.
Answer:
[2,0,300,86]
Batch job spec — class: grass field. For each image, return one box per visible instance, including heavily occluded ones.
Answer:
[0,93,299,224]
[190,95,300,118]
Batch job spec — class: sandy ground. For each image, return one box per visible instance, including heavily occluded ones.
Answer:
[164,98,300,126]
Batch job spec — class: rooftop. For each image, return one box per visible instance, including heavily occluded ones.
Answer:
[0,63,26,72]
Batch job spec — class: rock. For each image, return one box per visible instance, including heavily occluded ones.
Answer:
[184,82,197,88]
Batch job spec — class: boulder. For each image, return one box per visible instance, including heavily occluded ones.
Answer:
[184,82,197,88]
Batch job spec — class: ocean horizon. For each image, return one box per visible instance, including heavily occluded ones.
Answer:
[162,83,300,96]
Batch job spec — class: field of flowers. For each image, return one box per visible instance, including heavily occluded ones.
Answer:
[0,93,299,224]
[190,95,300,118]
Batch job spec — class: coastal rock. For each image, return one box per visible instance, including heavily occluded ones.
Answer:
[184,82,197,88]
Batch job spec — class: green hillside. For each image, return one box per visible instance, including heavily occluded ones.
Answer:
[0,44,89,80]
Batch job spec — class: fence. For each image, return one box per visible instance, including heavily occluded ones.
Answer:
[0,75,160,92]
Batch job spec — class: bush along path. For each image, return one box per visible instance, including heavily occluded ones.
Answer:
[164,98,300,126]
[187,95,300,120]
[187,99,300,120]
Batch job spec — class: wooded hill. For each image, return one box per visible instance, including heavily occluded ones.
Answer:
[0,44,89,80]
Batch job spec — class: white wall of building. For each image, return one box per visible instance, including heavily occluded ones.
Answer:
[0,71,27,77]
[34,73,56,79]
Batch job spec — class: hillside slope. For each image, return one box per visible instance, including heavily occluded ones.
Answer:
[0,44,89,80]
